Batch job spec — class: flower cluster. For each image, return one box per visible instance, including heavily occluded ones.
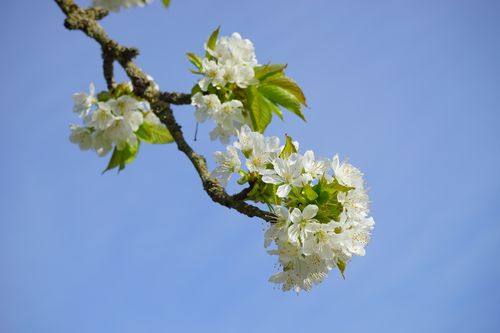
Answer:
[199,32,258,91]
[92,0,153,12]
[189,28,307,143]
[191,32,259,143]
[191,92,250,144]
[69,83,170,172]
[211,125,375,292]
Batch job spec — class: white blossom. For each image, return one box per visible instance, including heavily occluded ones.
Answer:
[72,83,95,118]
[211,146,241,187]
[69,124,92,151]
[287,205,319,244]
[86,102,116,131]
[331,154,364,189]
[261,154,304,198]
[191,92,221,123]
[302,150,327,183]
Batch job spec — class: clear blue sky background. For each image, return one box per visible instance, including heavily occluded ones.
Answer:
[1,0,499,332]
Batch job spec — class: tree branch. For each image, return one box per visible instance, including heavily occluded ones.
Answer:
[54,0,276,223]
[159,91,192,105]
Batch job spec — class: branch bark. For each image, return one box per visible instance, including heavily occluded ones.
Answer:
[54,0,276,223]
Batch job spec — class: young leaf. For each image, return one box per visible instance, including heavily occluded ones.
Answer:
[337,260,346,279]
[136,121,174,144]
[265,76,307,106]
[205,26,220,58]
[280,134,297,159]
[162,0,171,8]
[303,184,319,201]
[254,64,287,82]
[245,85,272,132]
[103,143,140,173]
[259,84,305,120]
[260,94,283,120]
[103,147,121,173]
[186,52,203,71]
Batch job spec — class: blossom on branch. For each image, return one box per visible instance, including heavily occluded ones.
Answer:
[208,125,375,292]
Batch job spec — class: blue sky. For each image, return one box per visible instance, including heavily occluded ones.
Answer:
[1,0,499,332]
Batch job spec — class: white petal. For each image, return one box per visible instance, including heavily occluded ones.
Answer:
[276,184,291,198]
[302,205,319,220]
[262,174,283,185]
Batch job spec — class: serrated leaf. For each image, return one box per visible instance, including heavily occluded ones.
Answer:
[260,94,283,120]
[254,64,287,81]
[245,85,272,132]
[186,52,203,71]
[161,0,170,8]
[280,134,297,159]
[103,143,140,173]
[205,26,220,58]
[266,76,307,106]
[337,260,346,279]
[259,84,305,121]
[136,121,174,144]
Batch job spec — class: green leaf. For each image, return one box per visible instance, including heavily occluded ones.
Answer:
[191,83,202,97]
[337,260,346,279]
[186,52,203,71]
[245,85,272,132]
[103,143,140,173]
[259,84,305,120]
[162,0,171,8]
[205,26,220,59]
[329,179,354,193]
[136,121,174,144]
[254,64,287,81]
[265,76,307,106]
[259,94,283,120]
[303,184,319,201]
[280,134,297,159]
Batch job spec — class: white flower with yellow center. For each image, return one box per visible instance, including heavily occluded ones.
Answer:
[69,124,92,151]
[191,92,221,123]
[72,83,95,118]
[211,146,241,187]
[287,205,319,244]
[261,154,304,198]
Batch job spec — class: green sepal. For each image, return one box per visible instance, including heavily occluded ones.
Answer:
[205,26,220,59]
[103,142,140,173]
[136,121,174,144]
[279,134,297,159]
[246,180,281,206]
[112,82,133,98]
[97,91,111,102]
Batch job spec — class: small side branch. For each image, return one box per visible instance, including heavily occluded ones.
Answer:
[102,48,115,90]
